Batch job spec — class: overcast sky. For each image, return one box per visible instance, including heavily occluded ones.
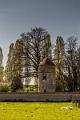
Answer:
[0,0,80,68]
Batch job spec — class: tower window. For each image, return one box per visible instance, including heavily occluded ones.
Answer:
[43,75,46,80]
[44,89,46,93]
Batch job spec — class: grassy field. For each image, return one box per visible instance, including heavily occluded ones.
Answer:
[0,102,80,120]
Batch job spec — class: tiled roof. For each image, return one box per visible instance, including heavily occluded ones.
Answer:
[39,58,54,65]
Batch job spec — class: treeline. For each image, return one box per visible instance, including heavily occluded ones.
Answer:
[55,36,80,92]
[5,28,52,91]
[4,27,80,92]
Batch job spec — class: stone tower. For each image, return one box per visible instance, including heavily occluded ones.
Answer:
[38,58,56,93]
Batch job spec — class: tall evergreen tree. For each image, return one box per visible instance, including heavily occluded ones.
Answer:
[54,36,65,91]
[76,47,80,90]
[0,47,4,82]
[11,39,23,91]
[6,43,15,82]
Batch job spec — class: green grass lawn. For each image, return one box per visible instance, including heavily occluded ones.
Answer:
[0,102,80,120]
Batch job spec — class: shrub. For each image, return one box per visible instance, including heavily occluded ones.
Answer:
[25,85,38,92]
[0,84,10,92]
[11,76,23,92]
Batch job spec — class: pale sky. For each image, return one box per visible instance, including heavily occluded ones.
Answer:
[0,0,80,68]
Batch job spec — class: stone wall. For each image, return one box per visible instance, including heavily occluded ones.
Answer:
[0,92,80,102]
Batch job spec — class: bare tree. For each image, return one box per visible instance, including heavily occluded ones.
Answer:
[65,36,78,91]
[21,28,52,84]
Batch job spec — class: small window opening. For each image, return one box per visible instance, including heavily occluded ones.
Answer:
[44,89,46,93]
[43,75,46,80]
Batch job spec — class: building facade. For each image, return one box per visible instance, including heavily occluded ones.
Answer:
[38,58,56,93]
